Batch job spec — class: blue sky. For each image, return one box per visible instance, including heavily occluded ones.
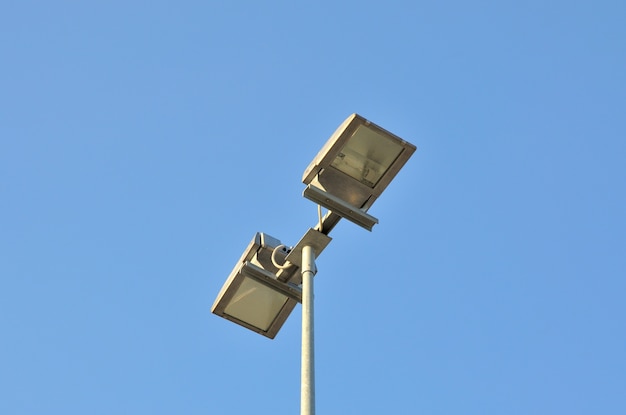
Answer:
[1,1,625,414]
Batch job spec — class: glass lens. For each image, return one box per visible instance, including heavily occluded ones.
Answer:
[330,125,404,188]
[224,277,289,331]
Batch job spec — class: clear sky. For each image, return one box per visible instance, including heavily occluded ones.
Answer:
[1,1,625,414]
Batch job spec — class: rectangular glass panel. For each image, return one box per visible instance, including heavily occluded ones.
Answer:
[223,277,289,332]
[330,125,404,188]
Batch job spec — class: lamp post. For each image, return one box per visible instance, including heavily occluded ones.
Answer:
[212,114,416,414]
[301,244,315,415]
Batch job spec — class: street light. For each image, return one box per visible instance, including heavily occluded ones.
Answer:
[211,229,331,339]
[302,113,416,230]
[211,114,415,415]
[211,232,301,339]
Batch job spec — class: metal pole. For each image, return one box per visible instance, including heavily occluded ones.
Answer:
[301,245,315,415]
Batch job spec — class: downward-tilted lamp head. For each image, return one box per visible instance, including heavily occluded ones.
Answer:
[302,114,416,231]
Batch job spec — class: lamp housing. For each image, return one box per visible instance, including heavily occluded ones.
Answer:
[211,233,300,339]
[302,114,416,229]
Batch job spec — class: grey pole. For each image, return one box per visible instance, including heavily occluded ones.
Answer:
[301,245,315,415]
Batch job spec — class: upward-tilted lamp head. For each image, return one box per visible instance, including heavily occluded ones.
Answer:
[211,233,301,339]
[211,230,332,339]
[302,114,416,230]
